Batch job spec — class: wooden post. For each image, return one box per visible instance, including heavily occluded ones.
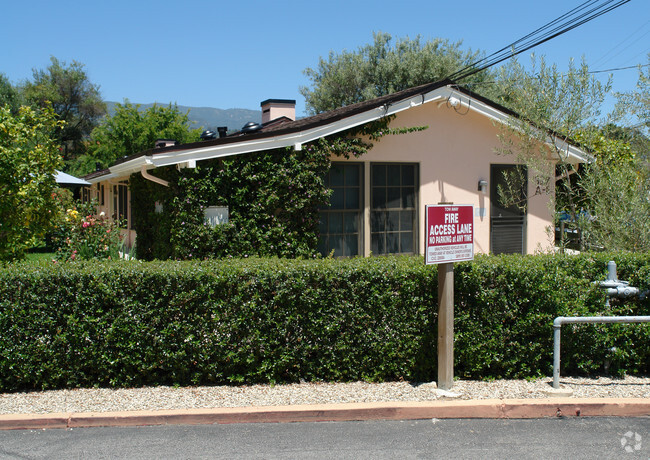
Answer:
[437,262,454,390]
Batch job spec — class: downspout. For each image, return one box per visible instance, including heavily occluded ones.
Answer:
[140,165,169,187]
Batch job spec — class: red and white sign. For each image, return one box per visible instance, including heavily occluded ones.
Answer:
[425,204,474,265]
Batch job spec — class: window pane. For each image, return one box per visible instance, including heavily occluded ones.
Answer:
[319,214,328,234]
[400,232,414,253]
[331,187,345,209]
[344,164,360,186]
[329,166,344,186]
[372,165,386,186]
[343,234,358,257]
[402,187,415,208]
[331,235,343,257]
[387,232,400,253]
[400,210,413,231]
[318,236,328,256]
[329,212,343,233]
[371,233,384,255]
[387,165,401,186]
[372,187,386,209]
[371,211,386,232]
[387,211,400,231]
[387,187,401,208]
[402,165,415,186]
[345,188,360,209]
[344,212,358,233]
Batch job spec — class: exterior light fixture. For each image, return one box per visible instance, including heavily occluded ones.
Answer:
[478,179,488,194]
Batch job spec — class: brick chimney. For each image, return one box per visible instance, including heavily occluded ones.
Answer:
[261,99,296,124]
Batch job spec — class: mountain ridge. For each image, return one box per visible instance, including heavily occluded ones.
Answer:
[105,101,262,133]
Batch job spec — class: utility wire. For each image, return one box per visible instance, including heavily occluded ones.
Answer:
[592,19,650,68]
[589,63,650,74]
[445,0,631,83]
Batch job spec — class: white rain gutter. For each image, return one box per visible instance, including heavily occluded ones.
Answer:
[140,161,169,187]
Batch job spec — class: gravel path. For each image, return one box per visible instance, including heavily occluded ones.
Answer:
[0,376,648,415]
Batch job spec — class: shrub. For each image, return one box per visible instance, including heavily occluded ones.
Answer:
[0,253,647,391]
[54,200,124,261]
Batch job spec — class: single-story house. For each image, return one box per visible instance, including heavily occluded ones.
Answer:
[83,80,588,257]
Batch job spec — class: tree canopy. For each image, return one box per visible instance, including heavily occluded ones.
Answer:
[0,105,63,261]
[69,101,201,176]
[613,56,650,159]
[20,57,106,163]
[300,32,492,114]
[0,74,19,113]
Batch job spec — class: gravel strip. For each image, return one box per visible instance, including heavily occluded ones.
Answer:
[0,376,648,415]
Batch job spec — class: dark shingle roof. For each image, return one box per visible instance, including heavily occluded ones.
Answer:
[108,79,527,168]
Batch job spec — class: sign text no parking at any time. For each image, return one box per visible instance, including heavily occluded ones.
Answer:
[425,204,474,265]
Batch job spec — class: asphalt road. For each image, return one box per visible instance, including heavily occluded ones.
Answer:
[0,417,648,459]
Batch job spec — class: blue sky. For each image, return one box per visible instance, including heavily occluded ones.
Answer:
[1,0,648,118]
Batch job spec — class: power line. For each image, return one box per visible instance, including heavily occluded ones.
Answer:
[446,0,632,83]
[592,19,650,68]
[458,63,649,89]
[589,63,650,74]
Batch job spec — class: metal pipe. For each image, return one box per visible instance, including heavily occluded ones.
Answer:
[552,316,650,389]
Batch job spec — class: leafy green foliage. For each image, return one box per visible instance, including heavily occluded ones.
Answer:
[0,253,647,391]
[300,32,492,114]
[20,57,106,163]
[0,105,63,261]
[129,118,424,261]
[580,159,650,251]
[613,56,649,158]
[0,73,20,113]
[71,101,202,176]
[130,144,331,260]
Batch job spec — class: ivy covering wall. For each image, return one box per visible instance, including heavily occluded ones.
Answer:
[129,118,425,260]
[130,147,331,260]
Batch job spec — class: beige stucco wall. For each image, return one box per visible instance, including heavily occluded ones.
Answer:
[336,101,555,256]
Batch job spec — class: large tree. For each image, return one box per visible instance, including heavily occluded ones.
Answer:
[0,105,63,261]
[613,56,649,159]
[0,74,20,113]
[489,55,650,252]
[69,101,201,176]
[21,57,106,163]
[300,32,492,114]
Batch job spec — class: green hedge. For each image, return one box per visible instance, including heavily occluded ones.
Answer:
[0,253,648,391]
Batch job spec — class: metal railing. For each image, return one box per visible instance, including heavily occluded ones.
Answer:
[552,315,650,389]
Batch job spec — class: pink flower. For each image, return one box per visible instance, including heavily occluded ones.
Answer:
[82,221,90,228]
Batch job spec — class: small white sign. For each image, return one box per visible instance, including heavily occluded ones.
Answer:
[204,206,229,226]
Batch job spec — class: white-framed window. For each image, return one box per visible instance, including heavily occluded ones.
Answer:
[370,163,418,255]
[318,163,363,257]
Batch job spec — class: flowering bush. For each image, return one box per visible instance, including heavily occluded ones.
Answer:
[55,201,124,261]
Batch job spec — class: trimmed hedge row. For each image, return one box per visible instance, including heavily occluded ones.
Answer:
[0,253,648,391]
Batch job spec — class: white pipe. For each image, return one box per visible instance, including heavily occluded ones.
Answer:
[140,166,169,187]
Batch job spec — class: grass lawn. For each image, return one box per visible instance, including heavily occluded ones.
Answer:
[25,252,56,262]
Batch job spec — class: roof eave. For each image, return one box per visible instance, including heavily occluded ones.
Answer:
[150,89,447,168]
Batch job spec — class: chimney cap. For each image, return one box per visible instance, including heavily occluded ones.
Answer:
[260,99,296,106]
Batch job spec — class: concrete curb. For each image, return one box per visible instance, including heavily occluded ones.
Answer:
[0,398,648,430]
